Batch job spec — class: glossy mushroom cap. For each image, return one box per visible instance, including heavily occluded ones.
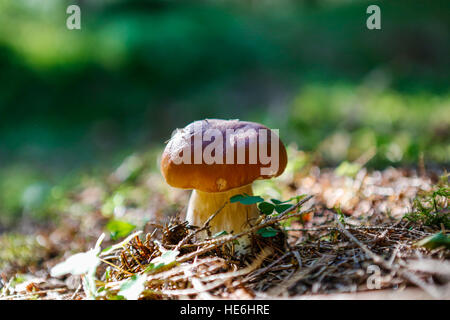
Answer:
[160,119,287,193]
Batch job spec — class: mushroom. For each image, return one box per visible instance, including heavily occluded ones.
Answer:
[160,119,287,253]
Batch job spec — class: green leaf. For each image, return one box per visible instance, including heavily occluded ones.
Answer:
[275,204,293,214]
[213,230,228,238]
[258,201,275,215]
[257,227,279,238]
[117,274,147,300]
[106,219,136,240]
[230,194,264,205]
[336,206,345,224]
[145,250,179,272]
[290,194,307,202]
[415,232,450,250]
[271,197,300,204]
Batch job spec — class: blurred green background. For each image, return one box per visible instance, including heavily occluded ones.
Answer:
[0,0,449,227]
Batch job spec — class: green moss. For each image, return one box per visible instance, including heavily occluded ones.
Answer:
[0,234,45,272]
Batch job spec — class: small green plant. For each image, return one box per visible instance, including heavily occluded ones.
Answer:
[230,194,307,238]
[51,231,145,299]
[335,206,346,224]
[50,230,181,300]
[404,174,449,229]
[257,226,279,238]
[106,219,136,241]
[415,232,450,250]
[213,230,228,238]
[256,195,307,216]
[229,194,264,205]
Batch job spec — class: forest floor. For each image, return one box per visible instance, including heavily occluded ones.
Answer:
[0,149,449,300]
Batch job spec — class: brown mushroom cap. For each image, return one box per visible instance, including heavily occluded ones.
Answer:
[160,119,287,193]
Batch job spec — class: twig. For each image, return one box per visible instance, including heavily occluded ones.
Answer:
[0,288,68,300]
[285,225,427,234]
[70,284,82,300]
[334,215,444,299]
[243,252,291,282]
[265,254,335,297]
[100,258,134,276]
[201,247,273,284]
[175,201,228,251]
[177,196,314,263]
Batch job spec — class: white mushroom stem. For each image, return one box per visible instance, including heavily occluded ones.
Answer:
[186,184,259,251]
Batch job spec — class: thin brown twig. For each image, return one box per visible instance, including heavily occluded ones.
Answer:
[243,252,292,282]
[285,224,428,235]
[99,258,134,276]
[175,201,228,251]
[334,215,444,299]
[177,196,314,263]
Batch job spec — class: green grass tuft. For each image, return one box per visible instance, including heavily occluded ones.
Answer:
[404,174,449,229]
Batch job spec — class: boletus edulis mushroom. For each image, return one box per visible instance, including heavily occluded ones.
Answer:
[160,119,287,253]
